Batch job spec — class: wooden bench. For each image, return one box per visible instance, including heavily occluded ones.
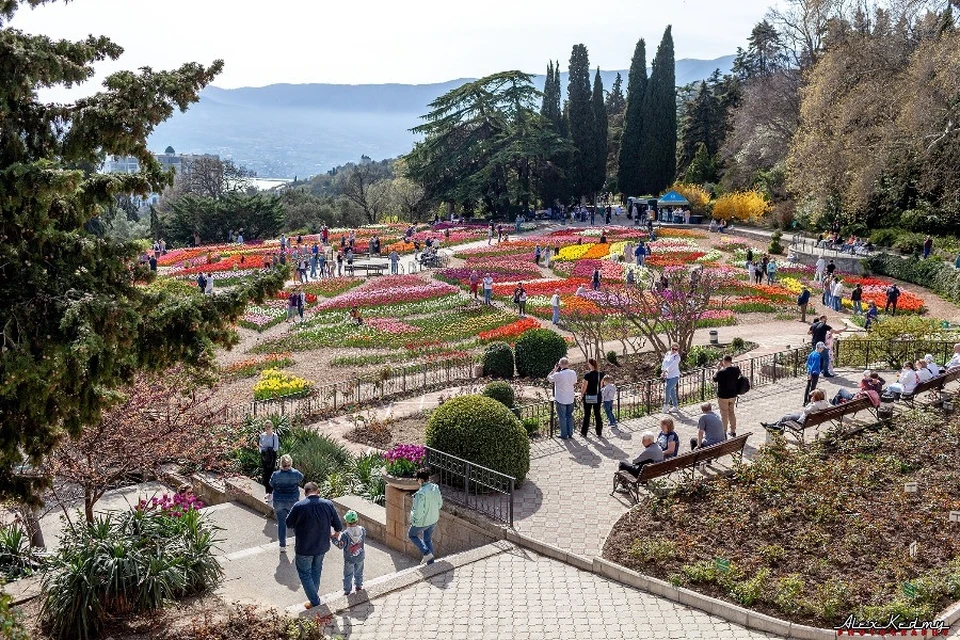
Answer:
[776,397,875,444]
[901,368,960,406]
[611,433,752,504]
[345,262,386,277]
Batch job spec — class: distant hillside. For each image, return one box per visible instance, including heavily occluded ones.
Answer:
[149,55,734,178]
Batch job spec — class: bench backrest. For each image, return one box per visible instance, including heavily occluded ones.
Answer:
[914,369,960,394]
[802,397,872,428]
[638,432,751,482]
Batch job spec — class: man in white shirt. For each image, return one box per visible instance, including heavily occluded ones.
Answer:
[925,354,941,377]
[831,280,844,312]
[547,358,578,439]
[550,290,561,325]
[482,274,494,306]
[814,256,826,283]
[947,344,960,370]
[661,344,682,413]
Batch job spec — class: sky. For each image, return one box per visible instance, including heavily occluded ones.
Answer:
[10,0,771,95]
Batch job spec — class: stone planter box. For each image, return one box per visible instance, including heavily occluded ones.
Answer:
[383,473,419,491]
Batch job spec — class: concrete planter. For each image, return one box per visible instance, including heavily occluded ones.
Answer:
[382,473,420,491]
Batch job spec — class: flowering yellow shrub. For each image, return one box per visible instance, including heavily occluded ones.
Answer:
[252,369,313,401]
[670,182,711,211]
[712,190,771,222]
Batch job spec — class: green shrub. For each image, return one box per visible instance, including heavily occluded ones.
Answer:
[731,336,746,351]
[283,429,351,485]
[0,591,27,640]
[774,574,807,615]
[629,536,678,564]
[869,227,906,247]
[514,329,568,378]
[605,350,620,366]
[42,507,222,640]
[521,417,541,438]
[867,253,960,305]
[0,524,43,580]
[685,345,724,369]
[425,395,530,482]
[731,568,770,606]
[482,341,515,378]
[768,229,784,255]
[482,381,516,408]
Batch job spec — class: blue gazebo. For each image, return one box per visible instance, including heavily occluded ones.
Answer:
[658,190,690,207]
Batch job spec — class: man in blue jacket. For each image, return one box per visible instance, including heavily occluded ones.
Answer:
[805,342,825,404]
[286,482,343,609]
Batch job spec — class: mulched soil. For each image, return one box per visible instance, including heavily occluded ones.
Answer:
[602,407,960,628]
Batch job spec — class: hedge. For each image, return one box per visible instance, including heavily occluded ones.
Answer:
[865,254,960,305]
[514,328,568,378]
[482,381,516,409]
[425,395,530,483]
[482,341,515,378]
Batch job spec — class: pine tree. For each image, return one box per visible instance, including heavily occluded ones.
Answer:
[591,68,608,194]
[617,39,647,196]
[566,44,594,199]
[678,81,722,173]
[638,26,677,195]
[684,142,718,183]
[605,72,626,115]
[0,2,285,501]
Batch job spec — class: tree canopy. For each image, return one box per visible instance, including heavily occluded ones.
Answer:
[404,71,568,214]
[0,0,285,502]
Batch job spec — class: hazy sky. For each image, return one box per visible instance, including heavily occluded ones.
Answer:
[11,0,771,92]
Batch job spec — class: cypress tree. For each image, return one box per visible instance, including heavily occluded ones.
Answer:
[591,68,608,194]
[566,44,594,200]
[541,61,560,129]
[638,26,677,195]
[617,39,647,197]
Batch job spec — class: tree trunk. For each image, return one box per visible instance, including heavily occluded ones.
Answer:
[23,506,45,548]
[85,491,96,524]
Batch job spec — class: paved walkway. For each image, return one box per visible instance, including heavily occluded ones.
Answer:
[321,546,781,640]
[512,370,866,558]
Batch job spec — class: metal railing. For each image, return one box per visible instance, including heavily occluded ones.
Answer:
[424,446,515,527]
[221,357,475,424]
[835,340,958,371]
[518,345,812,437]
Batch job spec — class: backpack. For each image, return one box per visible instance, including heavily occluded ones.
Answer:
[736,375,751,395]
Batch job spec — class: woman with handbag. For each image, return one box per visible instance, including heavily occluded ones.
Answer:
[580,358,604,438]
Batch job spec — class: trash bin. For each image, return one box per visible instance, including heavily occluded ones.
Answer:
[709,330,719,345]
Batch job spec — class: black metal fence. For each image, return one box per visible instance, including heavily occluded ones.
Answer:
[835,340,957,371]
[221,357,476,425]
[424,446,515,527]
[518,345,812,437]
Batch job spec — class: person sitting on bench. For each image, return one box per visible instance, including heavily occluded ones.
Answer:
[762,389,830,432]
[618,431,664,478]
[886,361,919,398]
[690,402,726,450]
[832,370,880,407]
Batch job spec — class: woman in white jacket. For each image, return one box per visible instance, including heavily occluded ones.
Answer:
[886,362,920,397]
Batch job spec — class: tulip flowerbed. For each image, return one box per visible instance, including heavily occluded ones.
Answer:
[223,353,294,379]
[301,278,364,298]
[238,299,290,332]
[314,275,459,311]
[252,368,313,401]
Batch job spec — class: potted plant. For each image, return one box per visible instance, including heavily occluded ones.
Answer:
[382,444,426,489]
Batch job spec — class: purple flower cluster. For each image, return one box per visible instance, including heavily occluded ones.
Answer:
[384,443,426,477]
[136,492,204,517]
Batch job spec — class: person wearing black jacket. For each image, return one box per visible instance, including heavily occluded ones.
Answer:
[713,355,741,437]
[797,286,811,322]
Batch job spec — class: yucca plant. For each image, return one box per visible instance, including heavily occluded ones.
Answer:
[0,524,43,580]
[351,452,386,505]
[41,503,223,640]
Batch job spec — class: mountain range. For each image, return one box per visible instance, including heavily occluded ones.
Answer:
[148,55,734,179]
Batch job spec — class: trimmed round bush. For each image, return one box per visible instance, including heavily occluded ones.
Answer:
[482,341,515,378]
[482,381,515,409]
[425,395,530,483]
[514,328,568,378]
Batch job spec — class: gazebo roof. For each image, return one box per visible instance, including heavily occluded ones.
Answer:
[658,190,689,205]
